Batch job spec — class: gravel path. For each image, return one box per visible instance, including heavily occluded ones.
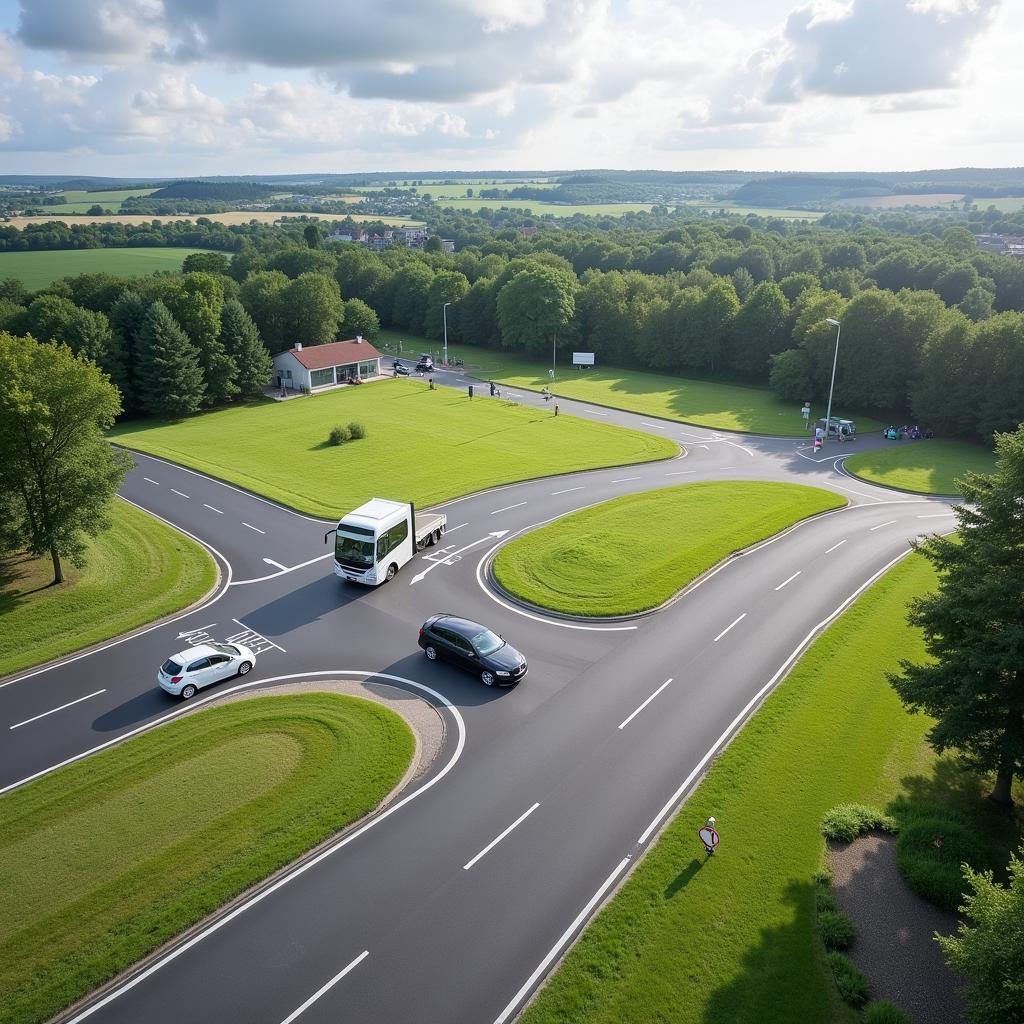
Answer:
[829,833,963,1024]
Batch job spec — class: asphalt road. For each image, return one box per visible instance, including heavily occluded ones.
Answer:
[0,372,957,1024]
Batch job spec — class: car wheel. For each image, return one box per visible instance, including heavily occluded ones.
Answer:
[481,670,496,687]
[386,562,397,582]
[424,645,438,661]
[238,661,252,677]
[181,683,197,699]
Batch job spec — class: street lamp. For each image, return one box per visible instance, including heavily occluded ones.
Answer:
[823,317,842,445]
[442,302,452,367]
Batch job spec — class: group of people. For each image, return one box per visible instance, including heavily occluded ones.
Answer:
[884,424,933,441]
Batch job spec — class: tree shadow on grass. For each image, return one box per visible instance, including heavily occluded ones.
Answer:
[0,551,60,617]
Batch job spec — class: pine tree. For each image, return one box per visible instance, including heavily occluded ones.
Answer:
[220,299,272,397]
[136,301,206,417]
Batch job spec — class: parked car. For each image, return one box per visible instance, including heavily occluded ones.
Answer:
[415,355,434,372]
[815,416,857,438]
[393,363,411,376]
[418,614,527,686]
[157,642,255,699]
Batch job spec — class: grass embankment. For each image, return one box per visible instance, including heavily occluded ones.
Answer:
[493,481,845,616]
[845,440,996,496]
[0,248,214,289]
[521,553,1020,1024]
[110,378,675,518]
[0,692,414,1024]
[0,499,216,678]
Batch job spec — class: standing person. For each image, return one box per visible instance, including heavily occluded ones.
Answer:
[554,403,559,417]
[489,380,495,397]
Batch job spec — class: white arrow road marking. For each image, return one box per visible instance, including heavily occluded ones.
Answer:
[410,531,509,584]
[263,558,288,571]
[279,951,370,1024]
[10,689,106,730]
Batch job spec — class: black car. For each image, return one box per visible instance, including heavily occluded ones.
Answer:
[415,356,434,372]
[418,614,528,687]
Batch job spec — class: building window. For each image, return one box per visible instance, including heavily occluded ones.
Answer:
[310,367,334,388]
[359,360,377,377]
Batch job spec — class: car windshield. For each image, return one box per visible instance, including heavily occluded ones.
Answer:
[471,628,504,656]
[162,659,182,674]
[210,643,239,656]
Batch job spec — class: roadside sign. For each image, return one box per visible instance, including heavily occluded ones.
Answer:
[572,352,595,367]
[698,825,720,853]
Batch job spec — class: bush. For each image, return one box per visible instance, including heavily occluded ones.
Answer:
[863,1000,913,1024]
[821,803,898,843]
[328,425,351,446]
[815,887,840,915]
[818,909,856,950]
[826,951,870,1008]
[896,812,975,911]
[347,420,366,440]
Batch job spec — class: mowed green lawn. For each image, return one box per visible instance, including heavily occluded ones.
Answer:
[0,247,215,290]
[494,482,845,615]
[0,693,413,1024]
[0,498,216,678]
[845,440,996,495]
[110,379,676,517]
[523,554,947,1024]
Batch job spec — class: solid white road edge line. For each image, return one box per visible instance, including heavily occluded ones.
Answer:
[463,803,540,871]
[0,496,233,692]
[870,520,898,531]
[278,951,370,1024]
[56,670,466,1023]
[825,540,847,554]
[242,522,266,534]
[490,502,527,515]
[618,678,672,730]
[445,522,469,533]
[9,689,106,730]
[713,613,746,642]
[918,513,952,519]
[774,571,801,591]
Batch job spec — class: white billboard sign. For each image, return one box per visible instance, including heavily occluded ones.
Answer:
[572,352,595,366]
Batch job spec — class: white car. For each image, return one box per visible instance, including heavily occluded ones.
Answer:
[158,642,255,698]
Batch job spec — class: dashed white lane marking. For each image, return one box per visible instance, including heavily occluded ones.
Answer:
[143,477,159,485]
[618,678,673,730]
[611,476,641,483]
[10,689,106,730]
[242,522,266,534]
[445,522,469,533]
[917,513,951,519]
[228,618,285,654]
[665,470,696,476]
[825,540,847,554]
[463,803,540,871]
[870,520,898,531]
[278,951,370,1024]
[552,486,585,495]
[490,502,527,515]
[203,503,223,514]
[713,612,747,643]
[170,488,190,498]
[587,410,608,416]
[641,421,666,429]
[775,571,801,591]
[263,558,287,571]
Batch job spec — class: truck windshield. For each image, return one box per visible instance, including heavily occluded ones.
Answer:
[336,533,376,568]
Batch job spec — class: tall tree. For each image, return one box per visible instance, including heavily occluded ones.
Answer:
[390,263,436,332]
[219,299,272,397]
[239,270,290,352]
[888,425,1024,806]
[165,272,237,405]
[423,271,470,341]
[342,298,380,341]
[729,281,790,377]
[496,266,576,356]
[283,273,345,347]
[135,301,206,417]
[0,332,133,584]
[108,290,149,415]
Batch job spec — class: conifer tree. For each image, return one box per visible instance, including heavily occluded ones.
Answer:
[136,301,206,417]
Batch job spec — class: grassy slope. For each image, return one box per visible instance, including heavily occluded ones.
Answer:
[0,692,414,1024]
[110,378,676,518]
[0,248,213,290]
[0,498,216,678]
[494,481,845,616]
[845,440,997,495]
[522,554,960,1024]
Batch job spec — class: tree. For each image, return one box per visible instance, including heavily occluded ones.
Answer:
[731,266,755,302]
[390,262,435,332]
[424,235,444,254]
[937,848,1024,1023]
[683,279,740,372]
[239,270,290,352]
[729,281,790,377]
[423,271,470,341]
[86,204,105,216]
[769,348,813,401]
[220,299,272,397]
[108,290,149,414]
[888,425,1024,806]
[496,265,576,355]
[182,252,230,275]
[267,246,336,279]
[0,332,133,584]
[911,309,977,437]
[303,223,321,249]
[164,273,236,405]
[458,276,498,347]
[960,286,994,322]
[228,243,266,283]
[135,301,206,417]
[342,298,380,341]
[283,273,345,347]
[970,312,1024,439]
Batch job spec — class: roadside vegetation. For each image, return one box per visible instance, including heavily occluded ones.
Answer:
[111,378,676,517]
[844,439,996,495]
[0,692,414,1024]
[0,499,215,678]
[493,481,845,616]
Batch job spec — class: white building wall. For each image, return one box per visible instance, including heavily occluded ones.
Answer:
[272,350,311,391]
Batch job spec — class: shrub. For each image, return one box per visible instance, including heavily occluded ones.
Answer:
[347,420,366,440]
[818,909,856,950]
[328,425,351,446]
[896,813,975,911]
[815,887,840,915]
[826,951,870,1008]
[821,803,898,843]
[812,867,832,886]
[863,1000,913,1024]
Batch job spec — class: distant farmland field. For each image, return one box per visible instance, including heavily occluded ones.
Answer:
[5,212,423,230]
[836,193,965,208]
[37,188,159,214]
[434,198,657,216]
[0,248,216,289]
[975,196,1024,212]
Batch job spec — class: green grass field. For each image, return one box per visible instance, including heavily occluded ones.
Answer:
[973,197,1024,212]
[522,552,1020,1024]
[0,692,413,1024]
[37,188,159,214]
[434,198,657,216]
[0,247,215,290]
[681,201,824,221]
[493,481,845,615]
[110,378,676,518]
[845,440,996,495]
[0,498,216,678]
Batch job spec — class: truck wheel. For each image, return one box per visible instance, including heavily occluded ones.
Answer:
[385,563,397,582]
[433,530,442,545]
[416,537,427,551]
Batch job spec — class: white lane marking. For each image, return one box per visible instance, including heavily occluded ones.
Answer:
[230,617,285,653]
[713,613,746,643]
[665,470,696,476]
[263,558,288,572]
[618,678,673,730]
[870,520,898,531]
[493,857,631,1024]
[278,951,369,1024]
[774,571,801,591]
[587,410,608,416]
[9,689,106,730]
[231,553,332,587]
[640,421,666,429]
[828,481,890,501]
[463,803,540,871]
[170,488,190,498]
[825,540,847,554]
[445,522,469,533]
[917,513,951,519]
[490,502,527,515]
[552,486,585,496]
[55,670,466,1023]
[203,503,223,514]
[143,477,159,485]
[612,476,641,483]
[242,522,266,534]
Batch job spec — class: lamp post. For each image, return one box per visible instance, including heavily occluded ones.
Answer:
[824,317,842,445]
[442,302,452,367]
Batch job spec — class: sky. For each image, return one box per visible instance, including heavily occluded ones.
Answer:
[0,0,1020,177]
